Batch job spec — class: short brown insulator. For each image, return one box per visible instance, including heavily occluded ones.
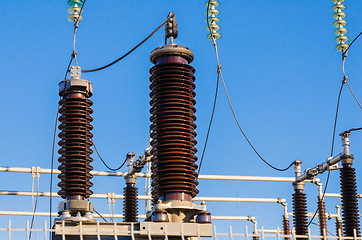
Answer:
[283,215,291,240]
[292,190,308,239]
[318,197,327,236]
[149,55,199,202]
[57,93,94,199]
[123,183,138,222]
[336,218,342,237]
[252,236,259,240]
[340,165,360,237]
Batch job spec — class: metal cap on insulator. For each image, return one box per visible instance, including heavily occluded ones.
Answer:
[150,44,194,64]
[59,66,93,97]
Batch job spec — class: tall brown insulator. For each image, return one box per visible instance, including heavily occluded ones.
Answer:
[58,66,94,200]
[340,162,360,237]
[292,190,308,239]
[283,215,291,240]
[149,45,199,203]
[317,197,327,236]
[123,182,138,222]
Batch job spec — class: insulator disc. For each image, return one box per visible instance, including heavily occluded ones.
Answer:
[336,43,349,51]
[207,9,220,16]
[335,35,349,43]
[334,28,348,36]
[332,4,346,12]
[207,32,222,40]
[331,0,345,4]
[333,19,347,27]
[205,0,220,7]
[332,12,347,19]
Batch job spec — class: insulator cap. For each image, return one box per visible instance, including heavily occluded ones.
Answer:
[150,44,194,64]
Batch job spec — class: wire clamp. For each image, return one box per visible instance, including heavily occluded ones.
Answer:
[31,166,41,179]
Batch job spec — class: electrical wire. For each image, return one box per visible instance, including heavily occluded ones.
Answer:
[64,0,86,79]
[198,67,219,175]
[81,13,175,73]
[49,103,60,240]
[310,221,336,236]
[29,174,39,240]
[203,0,295,172]
[92,139,127,171]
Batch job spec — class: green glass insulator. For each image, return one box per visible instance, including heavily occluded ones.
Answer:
[68,0,84,7]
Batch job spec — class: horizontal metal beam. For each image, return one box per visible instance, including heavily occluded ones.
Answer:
[0,191,286,204]
[0,166,319,183]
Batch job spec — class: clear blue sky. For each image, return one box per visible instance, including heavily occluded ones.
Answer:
[0,0,362,237]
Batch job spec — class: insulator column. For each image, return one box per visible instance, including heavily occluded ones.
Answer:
[283,215,291,240]
[336,217,343,237]
[149,45,198,204]
[292,189,308,239]
[57,66,94,220]
[340,158,360,237]
[318,197,327,236]
[123,175,138,222]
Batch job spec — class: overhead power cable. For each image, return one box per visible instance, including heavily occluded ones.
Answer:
[200,0,295,173]
[81,13,175,73]
[307,30,362,229]
[92,139,127,171]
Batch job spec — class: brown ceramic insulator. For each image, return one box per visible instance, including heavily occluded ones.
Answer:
[317,197,327,236]
[57,93,94,199]
[123,183,138,222]
[149,57,199,202]
[340,165,360,237]
[252,236,259,240]
[336,218,342,237]
[292,190,308,238]
[283,215,291,240]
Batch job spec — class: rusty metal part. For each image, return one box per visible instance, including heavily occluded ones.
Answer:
[340,165,360,237]
[57,93,94,199]
[123,183,138,222]
[149,55,198,203]
[318,197,327,236]
[283,215,291,240]
[292,190,308,239]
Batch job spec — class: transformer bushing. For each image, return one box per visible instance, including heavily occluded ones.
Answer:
[317,196,327,236]
[57,65,95,221]
[147,15,211,223]
[340,154,360,237]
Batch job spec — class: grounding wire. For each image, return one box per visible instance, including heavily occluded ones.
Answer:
[92,139,127,171]
[203,0,295,172]
[81,13,175,73]
[93,208,108,222]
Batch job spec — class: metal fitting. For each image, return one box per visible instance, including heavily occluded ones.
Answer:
[292,181,305,191]
[340,154,354,166]
[59,66,93,97]
[150,44,194,64]
[58,199,94,221]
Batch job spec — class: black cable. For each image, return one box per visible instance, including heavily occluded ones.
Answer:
[92,139,127,171]
[205,0,295,172]
[49,103,60,240]
[198,67,220,175]
[330,83,345,157]
[29,178,39,240]
[81,13,175,73]
[310,221,336,236]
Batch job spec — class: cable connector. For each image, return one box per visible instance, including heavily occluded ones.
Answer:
[165,13,177,45]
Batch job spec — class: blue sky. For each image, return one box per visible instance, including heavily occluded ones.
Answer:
[0,0,362,237]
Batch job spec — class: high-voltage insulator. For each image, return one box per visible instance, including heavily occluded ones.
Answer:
[331,0,349,51]
[336,217,343,237]
[58,66,94,200]
[317,197,327,236]
[292,190,308,238]
[206,0,221,40]
[67,0,84,22]
[149,45,199,204]
[123,175,138,222]
[283,215,291,240]
[340,163,360,236]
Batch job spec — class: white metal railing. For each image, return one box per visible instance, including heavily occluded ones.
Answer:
[0,220,360,240]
